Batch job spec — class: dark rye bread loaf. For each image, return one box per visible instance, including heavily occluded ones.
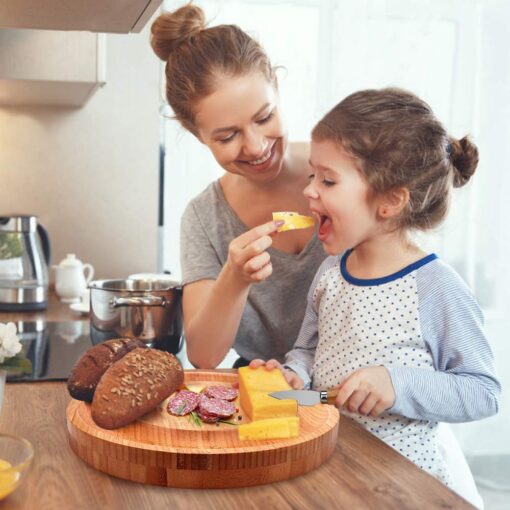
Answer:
[67,338,147,402]
[91,348,184,429]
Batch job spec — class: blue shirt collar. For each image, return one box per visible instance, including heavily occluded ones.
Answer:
[340,249,438,286]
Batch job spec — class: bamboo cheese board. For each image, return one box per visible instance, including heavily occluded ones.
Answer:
[66,370,340,488]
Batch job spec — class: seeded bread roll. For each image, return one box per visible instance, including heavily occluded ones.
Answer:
[67,338,147,402]
[91,348,184,429]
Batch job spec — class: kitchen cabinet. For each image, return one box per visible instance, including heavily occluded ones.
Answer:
[0,29,105,107]
[0,0,162,34]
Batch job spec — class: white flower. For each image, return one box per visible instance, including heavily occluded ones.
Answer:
[0,322,22,364]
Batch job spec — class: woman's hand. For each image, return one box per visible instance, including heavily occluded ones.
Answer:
[335,366,396,417]
[182,220,283,368]
[249,359,304,389]
[226,221,283,284]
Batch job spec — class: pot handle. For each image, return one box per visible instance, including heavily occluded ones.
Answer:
[111,296,166,308]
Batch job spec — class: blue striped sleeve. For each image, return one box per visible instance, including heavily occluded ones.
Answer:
[388,260,501,423]
[284,256,339,388]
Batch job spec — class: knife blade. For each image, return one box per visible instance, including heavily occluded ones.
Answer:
[269,389,339,406]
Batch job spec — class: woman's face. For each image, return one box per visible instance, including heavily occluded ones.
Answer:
[194,72,287,183]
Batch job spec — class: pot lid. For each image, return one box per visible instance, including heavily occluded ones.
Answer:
[89,279,181,292]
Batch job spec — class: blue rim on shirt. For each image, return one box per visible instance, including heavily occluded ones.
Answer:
[340,249,438,286]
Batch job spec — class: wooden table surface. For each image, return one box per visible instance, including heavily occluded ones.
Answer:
[0,295,474,510]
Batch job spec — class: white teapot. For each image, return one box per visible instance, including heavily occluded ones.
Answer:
[53,254,94,303]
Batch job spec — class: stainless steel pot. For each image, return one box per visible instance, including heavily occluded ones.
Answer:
[89,279,182,353]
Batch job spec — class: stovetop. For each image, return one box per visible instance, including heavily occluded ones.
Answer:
[7,320,187,383]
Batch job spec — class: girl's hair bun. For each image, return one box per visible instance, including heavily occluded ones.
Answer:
[150,4,206,61]
[449,135,479,188]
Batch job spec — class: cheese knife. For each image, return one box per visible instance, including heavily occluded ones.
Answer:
[269,389,339,406]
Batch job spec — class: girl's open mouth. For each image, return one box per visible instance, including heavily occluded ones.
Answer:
[318,214,332,240]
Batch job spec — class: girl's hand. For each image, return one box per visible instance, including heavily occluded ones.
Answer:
[249,359,304,389]
[335,366,396,417]
[226,221,283,284]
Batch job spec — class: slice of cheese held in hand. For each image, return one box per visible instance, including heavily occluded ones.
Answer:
[272,211,315,232]
[238,366,297,421]
[239,416,300,440]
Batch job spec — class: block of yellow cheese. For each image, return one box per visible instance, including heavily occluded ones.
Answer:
[238,416,300,440]
[238,365,291,392]
[238,366,297,421]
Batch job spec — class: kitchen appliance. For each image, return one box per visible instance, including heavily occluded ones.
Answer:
[6,320,84,382]
[0,215,51,311]
[89,278,182,353]
[6,319,186,383]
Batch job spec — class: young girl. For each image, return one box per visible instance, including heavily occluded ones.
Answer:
[253,88,500,507]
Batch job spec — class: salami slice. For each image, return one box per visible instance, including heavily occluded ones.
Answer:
[198,395,236,419]
[167,390,200,416]
[196,407,220,423]
[204,385,238,401]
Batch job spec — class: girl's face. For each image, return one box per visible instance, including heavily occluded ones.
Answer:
[194,72,287,184]
[305,139,380,255]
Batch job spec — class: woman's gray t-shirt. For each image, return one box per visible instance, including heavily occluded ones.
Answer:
[180,180,326,363]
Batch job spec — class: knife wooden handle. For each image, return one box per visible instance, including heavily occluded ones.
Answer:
[320,389,339,405]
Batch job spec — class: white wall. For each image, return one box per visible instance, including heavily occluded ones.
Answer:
[450,0,510,458]
[162,0,510,460]
[0,22,161,279]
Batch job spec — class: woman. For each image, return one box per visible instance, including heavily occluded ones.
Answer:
[151,4,325,368]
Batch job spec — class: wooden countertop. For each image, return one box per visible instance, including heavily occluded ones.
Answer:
[0,295,474,509]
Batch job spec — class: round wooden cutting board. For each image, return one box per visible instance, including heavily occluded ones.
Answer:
[66,370,339,488]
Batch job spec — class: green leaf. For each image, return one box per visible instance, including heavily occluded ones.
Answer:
[218,420,238,426]
[188,411,202,427]
[1,356,32,374]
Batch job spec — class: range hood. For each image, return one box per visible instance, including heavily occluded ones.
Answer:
[0,0,162,33]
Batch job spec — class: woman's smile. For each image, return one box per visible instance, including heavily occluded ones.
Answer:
[236,140,277,172]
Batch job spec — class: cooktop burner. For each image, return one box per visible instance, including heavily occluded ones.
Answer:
[6,320,185,383]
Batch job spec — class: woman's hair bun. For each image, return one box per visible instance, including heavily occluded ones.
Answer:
[449,135,479,188]
[150,4,206,61]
